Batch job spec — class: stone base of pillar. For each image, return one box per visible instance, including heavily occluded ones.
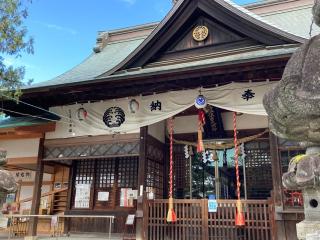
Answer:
[297,220,320,240]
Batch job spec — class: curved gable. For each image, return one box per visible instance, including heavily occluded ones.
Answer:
[105,0,305,76]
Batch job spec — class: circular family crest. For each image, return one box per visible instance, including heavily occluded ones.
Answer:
[195,95,207,109]
[192,26,209,42]
[103,107,126,128]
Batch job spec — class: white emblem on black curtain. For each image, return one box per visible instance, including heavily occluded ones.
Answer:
[103,107,125,128]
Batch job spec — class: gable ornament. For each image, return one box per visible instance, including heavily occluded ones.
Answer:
[192,25,209,42]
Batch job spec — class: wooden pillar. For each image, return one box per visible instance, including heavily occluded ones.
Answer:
[136,126,148,240]
[270,132,287,240]
[28,138,45,237]
[270,133,283,207]
[64,163,75,234]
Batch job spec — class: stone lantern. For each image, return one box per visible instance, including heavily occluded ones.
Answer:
[263,1,320,239]
[0,149,18,194]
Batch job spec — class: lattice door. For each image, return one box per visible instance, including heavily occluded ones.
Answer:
[245,140,272,199]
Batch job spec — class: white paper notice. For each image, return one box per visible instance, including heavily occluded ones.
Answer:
[74,184,91,208]
[98,192,109,201]
[125,214,135,225]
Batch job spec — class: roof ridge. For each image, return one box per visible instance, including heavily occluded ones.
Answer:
[260,4,313,16]
[245,0,302,8]
[104,22,158,35]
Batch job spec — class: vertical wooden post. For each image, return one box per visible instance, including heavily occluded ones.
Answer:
[142,194,149,240]
[136,126,148,240]
[28,138,45,237]
[66,163,75,211]
[202,199,209,240]
[64,163,75,234]
[269,133,283,207]
[269,132,285,240]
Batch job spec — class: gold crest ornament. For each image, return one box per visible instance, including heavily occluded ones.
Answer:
[192,26,209,42]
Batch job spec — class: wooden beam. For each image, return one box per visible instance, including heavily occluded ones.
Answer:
[27,138,44,236]
[16,59,286,109]
[5,157,54,174]
[15,122,56,133]
[18,181,53,186]
[7,157,38,165]
[0,132,43,140]
[44,133,140,147]
[3,165,24,171]
[136,126,148,240]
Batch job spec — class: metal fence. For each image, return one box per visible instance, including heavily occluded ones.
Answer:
[5,214,115,240]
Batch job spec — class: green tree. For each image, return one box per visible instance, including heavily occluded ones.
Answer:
[0,0,33,100]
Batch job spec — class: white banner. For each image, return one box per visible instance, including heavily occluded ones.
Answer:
[49,82,275,138]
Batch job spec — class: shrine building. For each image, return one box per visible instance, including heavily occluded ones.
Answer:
[0,0,318,239]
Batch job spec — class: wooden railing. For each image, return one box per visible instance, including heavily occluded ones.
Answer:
[144,199,274,240]
[17,188,68,214]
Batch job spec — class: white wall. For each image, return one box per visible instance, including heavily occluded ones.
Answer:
[221,112,268,130]
[174,115,198,134]
[0,138,40,158]
[148,120,165,143]
[173,113,268,134]
[20,186,33,201]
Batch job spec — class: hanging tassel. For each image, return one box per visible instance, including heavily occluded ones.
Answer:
[166,197,177,222]
[197,109,205,153]
[167,117,177,223]
[235,200,245,226]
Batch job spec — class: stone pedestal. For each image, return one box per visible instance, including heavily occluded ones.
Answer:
[297,221,320,240]
[297,188,320,240]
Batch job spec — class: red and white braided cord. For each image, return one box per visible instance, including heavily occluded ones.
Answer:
[233,112,241,201]
[169,117,173,198]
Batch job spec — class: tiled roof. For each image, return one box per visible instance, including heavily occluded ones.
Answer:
[223,0,307,38]
[30,36,146,88]
[26,0,313,90]
[262,6,320,38]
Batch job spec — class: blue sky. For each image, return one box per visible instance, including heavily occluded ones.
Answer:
[7,0,259,84]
